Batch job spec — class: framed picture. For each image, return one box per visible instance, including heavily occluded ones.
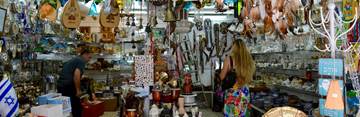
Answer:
[0,7,6,33]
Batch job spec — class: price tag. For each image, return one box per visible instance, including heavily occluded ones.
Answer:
[319,59,343,77]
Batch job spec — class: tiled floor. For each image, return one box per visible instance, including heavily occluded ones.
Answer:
[100,108,223,117]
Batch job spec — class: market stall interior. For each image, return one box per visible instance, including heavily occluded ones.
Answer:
[1,0,360,116]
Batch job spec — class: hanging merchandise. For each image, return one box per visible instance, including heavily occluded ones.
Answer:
[61,0,81,29]
[214,23,220,58]
[138,0,144,29]
[131,15,136,27]
[103,0,112,15]
[348,21,360,43]
[204,19,213,51]
[99,0,120,28]
[88,1,98,17]
[342,0,357,21]
[94,0,103,4]
[164,0,176,22]
[150,0,167,6]
[115,0,125,9]
[175,10,193,33]
[193,0,205,9]
[39,0,61,22]
[249,0,260,22]
[134,55,154,87]
[59,0,68,6]
[234,0,242,18]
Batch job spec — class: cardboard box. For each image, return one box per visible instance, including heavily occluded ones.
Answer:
[82,101,105,117]
[37,93,61,105]
[48,96,72,114]
[99,97,118,111]
[31,104,63,117]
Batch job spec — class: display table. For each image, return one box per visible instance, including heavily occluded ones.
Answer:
[82,101,105,117]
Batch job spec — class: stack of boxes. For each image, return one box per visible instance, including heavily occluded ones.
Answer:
[31,93,72,117]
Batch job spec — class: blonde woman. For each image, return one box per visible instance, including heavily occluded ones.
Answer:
[219,39,255,117]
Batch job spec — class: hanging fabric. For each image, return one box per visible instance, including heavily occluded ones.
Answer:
[134,55,154,87]
[88,1,98,16]
[103,0,111,15]
[60,0,69,6]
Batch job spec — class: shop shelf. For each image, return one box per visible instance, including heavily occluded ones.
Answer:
[256,68,306,76]
[84,69,132,74]
[274,85,320,99]
[250,104,266,114]
[251,50,321,56]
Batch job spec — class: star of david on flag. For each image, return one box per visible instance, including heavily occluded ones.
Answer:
[0,78,19,117]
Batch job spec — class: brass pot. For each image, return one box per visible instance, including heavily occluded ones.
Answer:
[168,79,178,88]
[159,72,169,82]
[126,109,137,117]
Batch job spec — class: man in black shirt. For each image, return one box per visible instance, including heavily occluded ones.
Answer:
[57,47,92,117]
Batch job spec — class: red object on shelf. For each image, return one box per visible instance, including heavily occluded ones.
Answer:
[82,101,105,117]
[306,71,312,80]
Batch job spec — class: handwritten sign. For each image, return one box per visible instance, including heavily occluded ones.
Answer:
[0,7,6,32]
[319,59,343,77]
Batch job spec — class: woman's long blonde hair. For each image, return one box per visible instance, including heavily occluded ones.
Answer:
[230,39,255,87]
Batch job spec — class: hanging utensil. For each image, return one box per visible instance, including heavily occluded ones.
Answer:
[164,0,176,22]
[204,19,213,51]
[131,15,136,26]
[138,0,144,29]
[126,16,131,26]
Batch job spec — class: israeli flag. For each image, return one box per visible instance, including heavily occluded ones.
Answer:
[0,78,19,117]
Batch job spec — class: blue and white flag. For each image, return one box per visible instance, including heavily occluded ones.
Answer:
[0,78,19,117]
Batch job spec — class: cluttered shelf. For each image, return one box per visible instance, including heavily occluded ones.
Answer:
[256,67,318,78]
[84,69,133,76]
[274,85,320,98]
[251,50,327,56]
[250,104,266,114]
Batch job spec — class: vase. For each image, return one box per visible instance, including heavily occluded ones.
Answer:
[152,90,161,104]
[149,104,161,117]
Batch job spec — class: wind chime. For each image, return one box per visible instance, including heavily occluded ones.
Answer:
[138,0,144,29]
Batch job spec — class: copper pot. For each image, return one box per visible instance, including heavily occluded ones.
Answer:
[126,109,137,117]
[183,85,192,94]
[171,88,181,102]
[183,74,192,94]
[152,90,161,103]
